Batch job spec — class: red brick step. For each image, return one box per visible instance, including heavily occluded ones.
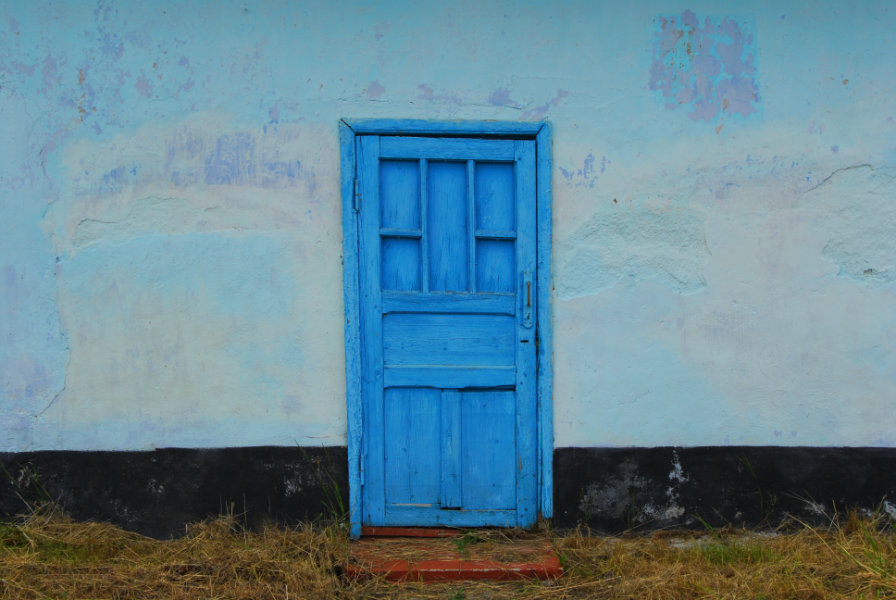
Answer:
[345,529,563,582]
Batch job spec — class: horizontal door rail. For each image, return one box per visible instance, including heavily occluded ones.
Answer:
[383,365,516,388]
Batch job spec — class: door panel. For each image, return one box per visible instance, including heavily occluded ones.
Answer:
[461,390,517,509]
[382,313,515,367]
[379,160,420,230]
[476,239,515,292]
[358,134,537,527]
[427,161,469,292]
[475,162,516,231]
[381,237,420,291]
[383,387,441,505]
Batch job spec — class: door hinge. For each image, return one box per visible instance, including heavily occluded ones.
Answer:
[352,176,361,212]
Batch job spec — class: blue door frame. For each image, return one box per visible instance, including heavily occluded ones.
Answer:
[340,120,553,538]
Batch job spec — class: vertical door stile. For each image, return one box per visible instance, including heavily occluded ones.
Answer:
[440,389,462,508]
[466,160,476,293]
[358,135,386,524]
[513,139,538,526]
[419,159,429,293]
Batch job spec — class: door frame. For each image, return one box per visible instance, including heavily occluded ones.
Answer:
[340,119,553,538]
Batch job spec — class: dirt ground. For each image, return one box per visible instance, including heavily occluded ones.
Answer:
[1,508,895,599]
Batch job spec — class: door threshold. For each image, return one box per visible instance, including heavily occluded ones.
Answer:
[361,526,462,538]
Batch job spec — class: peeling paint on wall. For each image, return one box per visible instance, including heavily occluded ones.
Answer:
[801,164,896,285]
[41,116,328,257]
[576,452,689,526]
[519,88,568,121]
[650,10,760,124]
[556,204,709,299]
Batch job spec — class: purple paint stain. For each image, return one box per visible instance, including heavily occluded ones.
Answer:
[262,161,301,186]
[521,103,549,120]
[100,33,125,60]
[205,133,257,185]
[583,154,595,180]
[830,145,839,153]
[168,128,304,189]
[650,11,759,123]
[519,89,568,120]
[10,60,37,76]
[135,70,153,98]
[268,105,280,124]
[18,359,50,400]
[551,89,569,106]
[166,129,205,180]
[124,29,151,50]
[488,87,513,106]
[93,0,125,59]
[3,264,17,291]
[41,55,61,93]
[563,153,600,188]
[366,80,385,99]
[417,84,462,105]
[374,21,390,40]
[99,165,130,194]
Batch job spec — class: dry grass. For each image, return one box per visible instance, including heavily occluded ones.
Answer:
[1,506,895,599]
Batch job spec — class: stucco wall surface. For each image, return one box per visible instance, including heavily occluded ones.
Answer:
[1,1,894,451]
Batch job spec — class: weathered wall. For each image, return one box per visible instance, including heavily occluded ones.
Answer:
[2,1,895,452]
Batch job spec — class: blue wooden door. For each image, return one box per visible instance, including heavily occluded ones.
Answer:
[357,136,537,527]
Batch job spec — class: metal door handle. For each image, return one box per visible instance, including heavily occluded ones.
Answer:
[522,271,534,329]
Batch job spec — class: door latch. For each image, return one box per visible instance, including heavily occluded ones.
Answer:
[521,270,534,329]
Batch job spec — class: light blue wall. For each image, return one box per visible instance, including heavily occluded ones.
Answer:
[2,1,894,450]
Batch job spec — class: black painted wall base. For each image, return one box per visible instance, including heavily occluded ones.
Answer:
[3,446,895,537]
[0,447,348,538]
[553,447,896,532]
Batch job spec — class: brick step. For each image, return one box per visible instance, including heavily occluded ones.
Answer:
[344,529,563,582]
